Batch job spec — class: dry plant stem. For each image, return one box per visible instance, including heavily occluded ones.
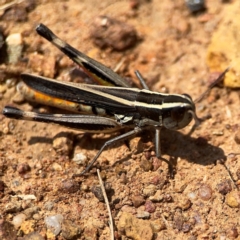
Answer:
[97,169,114,240]
[0,0,25,11]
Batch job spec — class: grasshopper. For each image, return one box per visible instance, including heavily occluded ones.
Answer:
[2,24,228,176]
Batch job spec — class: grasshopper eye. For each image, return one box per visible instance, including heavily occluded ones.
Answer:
[171,107,186,122]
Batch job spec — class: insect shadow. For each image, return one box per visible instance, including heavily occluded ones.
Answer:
[27,127,226,171]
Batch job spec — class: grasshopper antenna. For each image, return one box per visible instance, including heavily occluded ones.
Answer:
[187,67,229,136]
[194,67,229,103]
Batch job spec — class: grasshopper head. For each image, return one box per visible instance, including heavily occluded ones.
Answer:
[162,94,196,130]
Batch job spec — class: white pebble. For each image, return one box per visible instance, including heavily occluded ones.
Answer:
[12,213,26,229]
[44,214,63,236]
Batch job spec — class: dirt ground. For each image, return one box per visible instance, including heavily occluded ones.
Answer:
[0,0,240,239]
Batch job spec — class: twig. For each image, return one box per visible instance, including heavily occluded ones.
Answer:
[0,0,25,11]
[97,169,114,240]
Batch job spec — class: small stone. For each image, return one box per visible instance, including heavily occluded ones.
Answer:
[51,162,62,171]
[44,201,54,211]
[182,223,192,233]
[150,219,166,232]
[227,226,239,238]
[83,226,98,239]
[62,219,82,239]
[20,220,35,235]
[173,209,184,231]
[216,179,232,195]
[90,16,138,51]
[152,157,162,171]
[44,214,63,236]
[5,201,22,213]
[23,206,40,219]
[136,210,150,219]
[17,163,31,175]
[91,185,104,202]
[6,33,23,64]
[145,200,156,213]
[12,213,26,229]
[60,179,79,194]
[226,191,240,208]
[178,197,192,210]
[142,184,157,197]
[12,91,25,104]
[185,0,205,13]
[53,133,73,156]
[72,152,87,165]
[149,175,165,188]
[198,184,212,201]
[132,195,145,208]
[118,212,153,240]
[234,130,240,144]
[149,190,164,202]
[140,155,153,171]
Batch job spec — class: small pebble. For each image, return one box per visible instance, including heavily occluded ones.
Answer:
[149,190,164,202]
[6,33,23,64]
[182,223,192,233]
[12,213,26,229]
[234,130,240,144]
[150,219,166,232]
[90,16,138,51]
[226,191,240,208]
[132,195,145,208]
[145,200,156,213]
[72,152,87,165]
[178,198,192,210]
[227,226,239,239]
[44,214,64,236]
[62,219,82,239]
[188,191,198,200]
[23,206,39,219]
[198,184,212,201]
[44,201,54,211]
[216,179,232,195]
[20,220,35,234]
[6,78,17,88]
[91,185,104,202]
[136,210,150,219]
[60,179,79,194]
[53,133,73,156]
[173,210,183,231]
[17,163,31,175]
[5,201,22,213]
[142,184,157,197]
[140,155,153,172]
[51,162,62,171]
[152,157,162,171]
[185,0,205,13]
